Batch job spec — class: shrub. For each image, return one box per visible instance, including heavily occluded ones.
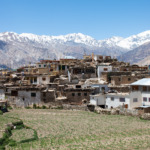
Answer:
[12,120,23,126]
[0,145,5,150]
[33,104,37,109]
[26,106,31,109]
[0,110,3,115]
[42,105,46,109]
[8,106,13,110]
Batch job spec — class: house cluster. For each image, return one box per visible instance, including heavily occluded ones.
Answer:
[0,54,150,111]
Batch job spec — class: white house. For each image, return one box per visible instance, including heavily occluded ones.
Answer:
[97,63,112,78]
[130,78,150,107]
[90,93,106,108]
[106,93,130,109]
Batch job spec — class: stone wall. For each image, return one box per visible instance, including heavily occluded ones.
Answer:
[62,104,88,111]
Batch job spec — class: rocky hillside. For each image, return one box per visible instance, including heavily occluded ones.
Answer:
[118,42,150,65]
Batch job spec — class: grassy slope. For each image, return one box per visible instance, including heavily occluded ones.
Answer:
[1,109,150,150]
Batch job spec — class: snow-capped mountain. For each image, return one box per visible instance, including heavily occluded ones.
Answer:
[117,30,150,49]
[0,30,150,68]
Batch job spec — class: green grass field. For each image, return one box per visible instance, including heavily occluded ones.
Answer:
[1,109,150,149]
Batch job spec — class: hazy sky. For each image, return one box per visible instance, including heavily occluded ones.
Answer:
[0,0,150,39]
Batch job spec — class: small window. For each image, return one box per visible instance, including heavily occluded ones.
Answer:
[118,78,121,81]
[101,87,105,91]
[143,86,147,92]
[72,93,75,96]
[133,98,138,102]
[104,68,108,71]
[11,90,18,96]
[62,65,65,70]
[78,93,81,96]
[34,78,37,83]
[39,65,41,67]
[120,98,125,102]
[44,64,46,67]
[111,97,114,101]
[132,86,139,91]
[76,85,81,88]
[31,93,36,97]
[143,97,147,102]
[42,77,46,81]
[128,78,131,81]
[84,93,87,96]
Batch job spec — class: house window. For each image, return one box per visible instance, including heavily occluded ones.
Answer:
[44,64,46,67]
[101,87,105,91]
[143,97,147,102]
[72,93,75,96]
[118,78,121,81]
[42,77,46,81]
[31,93,36,97]
[133,98,138,102]
[39,65,41,67]
[128,78,131,81]
[76,85,81,88]
[11,90,18,96]
[143,86,147,92]
[78,93,81,96]
[104,68,108,71]
[120,98,125,102]
[148,87,150,91]
[34,78,37,83]
[84,93,87,96]
[111,97,114,101]
[132,86,139,91]
[62,65,65,70]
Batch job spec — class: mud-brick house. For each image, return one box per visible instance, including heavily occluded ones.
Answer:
[70,66,96,79]
[64,85,94,104]
[41,89,56,103]
[59,58,78,75]
[36,60,60,74]
[111,75,137,86]
[24,74,38,85]
[82,78,109,93]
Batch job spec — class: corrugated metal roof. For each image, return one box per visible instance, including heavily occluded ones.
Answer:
[130,78,150,86]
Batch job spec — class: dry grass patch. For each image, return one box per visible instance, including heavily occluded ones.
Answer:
[3,109,150,149]
[10,129,34,143]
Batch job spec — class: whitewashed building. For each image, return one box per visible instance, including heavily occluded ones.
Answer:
[130,78,150,107]
[97,63,112,78]
[106,93,130,109]
[90,93,106,108]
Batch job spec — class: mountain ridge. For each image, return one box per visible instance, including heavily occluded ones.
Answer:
[0,30,150,68]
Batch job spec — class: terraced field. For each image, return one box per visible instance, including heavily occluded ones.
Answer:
[1,109,150,149]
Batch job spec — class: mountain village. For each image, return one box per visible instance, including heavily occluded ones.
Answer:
[0,53,150,116]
